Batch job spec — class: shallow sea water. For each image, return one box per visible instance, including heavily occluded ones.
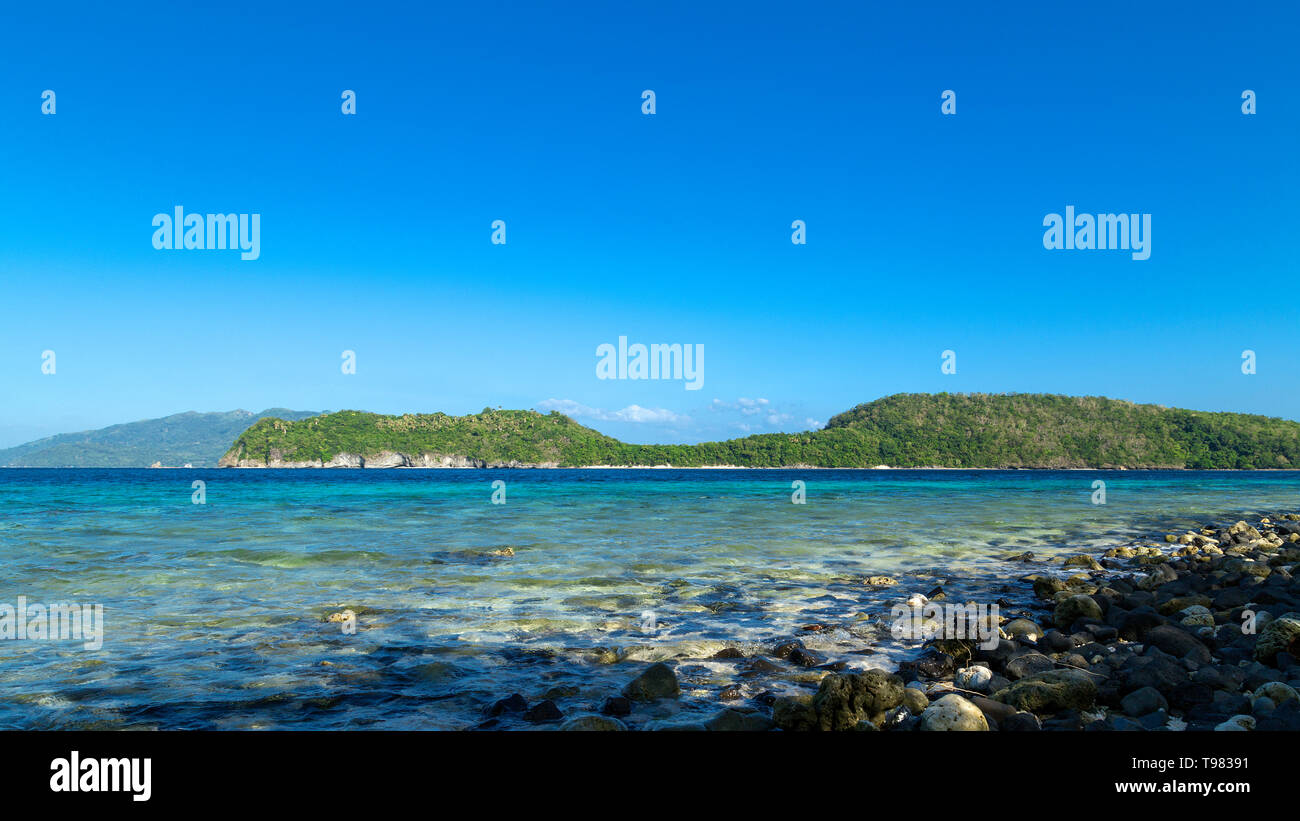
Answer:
[0,468,1296,729]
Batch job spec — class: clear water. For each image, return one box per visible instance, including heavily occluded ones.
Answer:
[0,468,1296,730]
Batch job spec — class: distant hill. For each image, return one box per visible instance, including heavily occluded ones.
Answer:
[0,409,319,468]
[220,394,1300,469]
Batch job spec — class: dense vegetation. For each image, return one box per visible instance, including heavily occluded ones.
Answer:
[220,394,1300,469]
[0,409,318,467]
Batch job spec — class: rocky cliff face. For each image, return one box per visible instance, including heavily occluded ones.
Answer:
[217,450,559,468]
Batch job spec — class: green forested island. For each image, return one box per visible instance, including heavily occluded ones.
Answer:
[218,393,1300,469]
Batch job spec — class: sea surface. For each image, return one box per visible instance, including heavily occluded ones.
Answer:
[0,468,1296,730]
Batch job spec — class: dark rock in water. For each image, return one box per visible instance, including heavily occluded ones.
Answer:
[908,649,957,678]
[705,707,775,732]
[1008,552,1035,562]
[994,670,1098,714]
[1001,711,1042,731]
[560,714,627,731]
[622,662,680,701]
[1120,686,1169,717]
[1034,576,1067,599]
[811,669,906,730]
[719,684,743,701]
[789,647,827,667]
[772,695,818,731]
[772,639,805,659]
[601,696,632,716]
[712,647,746,659]
[755,690,777,707]
[488,693,528,716]
[1006,652,1056,680]
[926,638,974,665]
[1054,594,1103,629]
[543,685,579,700]
[742,657,783,676]
[816,660,849,672]
[524,700,564,723]
[1144,625,1213,664]
[926,586,947,600]
[879,704,913,730]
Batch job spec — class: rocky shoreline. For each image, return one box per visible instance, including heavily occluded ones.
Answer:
[476,512,1300,731]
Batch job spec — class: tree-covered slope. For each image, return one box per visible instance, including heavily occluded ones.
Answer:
[219,394,1300,469]
[0,409,319,468]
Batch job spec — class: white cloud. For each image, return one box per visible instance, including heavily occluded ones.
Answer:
[537,399,688,425]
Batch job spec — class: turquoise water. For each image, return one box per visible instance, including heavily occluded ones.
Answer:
[0,468,1296,729]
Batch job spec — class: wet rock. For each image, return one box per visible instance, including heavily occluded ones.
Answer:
[902,686,929,716]
[879,705,913,730]
[711,647,746,659]
[902,648,957,679]
[1064,554,1102,571]
[488,693,528,716]
[601,696,632,717]
[789,647,827,667]
[523,700,563,723]
[742,657,783,676]
[772,639,805,659]
[1054,594,1103,629]
[772,695,817,731]
[705,706,775,732]
[560,714,627,731]
[811,669,906,730]
[643,718,707,731]
[994,670,1098,714]
[718,684,743,701]
[622,662,680,701]
[1033,576,1068,599]
[1003,618,1045,642]
[919,694,989,731]
[864,575,897,586]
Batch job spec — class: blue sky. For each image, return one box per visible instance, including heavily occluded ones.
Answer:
[0,1,1296,447]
